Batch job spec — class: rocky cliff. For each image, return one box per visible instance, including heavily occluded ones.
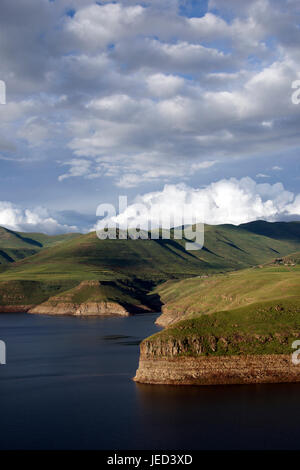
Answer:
[134,299,300,385]
[134,339,300,385]
[29,300,131,316]
[134,352,300,385]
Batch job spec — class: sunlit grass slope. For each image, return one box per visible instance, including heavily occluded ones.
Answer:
[145,298,300,356]
[157,263,300,322]
[0,226,80,265]
[1,222,300,282]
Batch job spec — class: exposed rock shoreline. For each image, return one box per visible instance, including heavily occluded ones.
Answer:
[134,353,300,385]
[155,306,184,327]
[0,302,140,316]
[134,332,300,385]
[0,305,34,313]
[28,301,132,316]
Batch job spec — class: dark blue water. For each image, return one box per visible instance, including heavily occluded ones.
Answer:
[0,312,300,450]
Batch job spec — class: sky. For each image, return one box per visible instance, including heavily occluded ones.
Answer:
[0,0,300,233]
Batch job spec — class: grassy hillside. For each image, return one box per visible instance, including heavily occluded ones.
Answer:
[32,279,160,314]
[51,280,141,304]
[0,279,78,307]
[0,226,80,265]
[1,221,300,282]
[156,262,300,325]
[196,222,300,270]
[144,298,300,356]
[240,220,300,241]
[142,256,300,357]
[0,221,299,311]
[0,231,207,282]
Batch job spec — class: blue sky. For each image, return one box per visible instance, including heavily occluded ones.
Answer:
[0,0,300,233]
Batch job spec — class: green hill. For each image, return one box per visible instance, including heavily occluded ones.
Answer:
[140,261,300,361]
[0,231,207,282]
[144,297,300,357]
[28,279,160,315]
[197,222,300,270]
[239,220,300,241]
[0,279,78,309]
[1,221,300,281]
[0,221,299,311]
[0,226,80,265]
[156,262,300,326]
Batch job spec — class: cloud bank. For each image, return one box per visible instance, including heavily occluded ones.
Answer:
[0,202,78,234]
[107,177,300,229]
[2,177,300,235]
[0,0,300,190]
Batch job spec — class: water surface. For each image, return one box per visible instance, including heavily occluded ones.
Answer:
[0,313,299,450]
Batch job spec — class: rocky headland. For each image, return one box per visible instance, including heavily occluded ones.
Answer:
[134,343,300,386]
[134,298,300,385]
[28,280,154,316]
[0,279,156,317]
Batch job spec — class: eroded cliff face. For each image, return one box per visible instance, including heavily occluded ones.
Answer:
[29,301,131,316]
[134,354,300,385]
[134,337,300,385]
[137,333,298,357]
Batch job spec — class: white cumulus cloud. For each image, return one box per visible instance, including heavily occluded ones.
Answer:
[0,202,78,234]
[101,177,300,230]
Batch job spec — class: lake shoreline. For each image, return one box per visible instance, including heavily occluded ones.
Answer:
[134,353,300,386]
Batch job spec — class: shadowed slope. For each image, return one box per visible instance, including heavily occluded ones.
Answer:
[0,226,80,265]
[29,280,159,316]
[1,222,300,281]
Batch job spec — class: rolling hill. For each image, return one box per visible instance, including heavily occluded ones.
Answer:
[134,260,300,385]
[1,221,300,281]
[155,260,300,326]
[0,226,80,265]
[0,221,299,312]
[144,297,300,357]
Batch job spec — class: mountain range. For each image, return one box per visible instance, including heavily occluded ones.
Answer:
[0,220,299,313]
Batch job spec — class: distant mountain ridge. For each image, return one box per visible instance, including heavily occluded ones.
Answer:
[239,220,300,240]
[0,226,80,265]
[0,220,299,314]
[0,221,299,281]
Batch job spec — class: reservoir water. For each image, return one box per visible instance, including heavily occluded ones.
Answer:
[0,312,299,450]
